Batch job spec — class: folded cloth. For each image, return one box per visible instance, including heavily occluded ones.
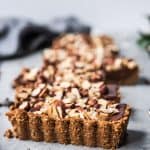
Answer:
[0,17,91,60]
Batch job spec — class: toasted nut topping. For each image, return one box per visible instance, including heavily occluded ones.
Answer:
[99,83,108,95]
[114,58,122,69]
[81,80,91,90]
[16,92,29,99]
[19,101,29,110]
[79,88,88,97]
[95,47,104,66]
[63,98,75,104]
[76,98,88,107]
[88,99,97,106]
[34,101,44,108]
[100,107,119,114]
[43,66,54,78]
[12,34,125,120]
[43,49,57,63]
[98,99,109,108]
[60,81,71,88]
[127,61,137,69]
[71,88,81,99]
[48,100,65,119]
[31,84,45,97]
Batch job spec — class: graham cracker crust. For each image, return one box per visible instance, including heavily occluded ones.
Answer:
[6,105,131,149]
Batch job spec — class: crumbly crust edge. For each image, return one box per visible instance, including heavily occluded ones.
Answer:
[6,105,131,149]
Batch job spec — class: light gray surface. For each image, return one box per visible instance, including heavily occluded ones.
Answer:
[0,0,150,31]
[0,32,150,150]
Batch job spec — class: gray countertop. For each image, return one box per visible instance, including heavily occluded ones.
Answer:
[0,32,150,150]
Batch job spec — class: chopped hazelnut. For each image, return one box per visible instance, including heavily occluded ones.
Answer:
[31,84,45,97]
[81,80,91,90]
[60,81,71,88]
[87,99,97,106]
[127,61,137,69]
[19,101,29,110]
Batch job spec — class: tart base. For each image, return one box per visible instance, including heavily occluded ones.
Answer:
[106,68,139,85]
[6,105,131,149]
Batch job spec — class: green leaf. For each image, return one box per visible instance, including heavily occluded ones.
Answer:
[137,38,150,50]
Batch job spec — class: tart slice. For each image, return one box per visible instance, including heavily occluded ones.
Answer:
[103,57,139,85]
[6,80,130,149]
[13,47,105,88]
[51,34,139,85]
[52,33,119,59]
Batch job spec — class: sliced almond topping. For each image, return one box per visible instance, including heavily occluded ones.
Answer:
[98,98,109,108]
[105,65,113,71]
[57,106,63,118]
[43,66,54,78]
[100,107,119,114]
[75,61,85,68]
[31,84,46,97]
[81,80,91,90]
[66,109,80,118]
[48,100,65,119]
[87,99,97,106]
[55,90,64,100]
[16,92,29,99]
[76,98,88,107]
[88,111,98,119]
[43,49,56,62]
[19,101,29,110]
[24,68,38,81]
[63,98,74,104]
[114,58,122,69]
[94,47,104,66]
[127,61,137,69]
[31,88,42,97]
[60,81,71,88]
[71,88,81,99]
[57,49,67,61]
[89,84,101,99]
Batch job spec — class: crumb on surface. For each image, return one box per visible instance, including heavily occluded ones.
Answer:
[4,129,14,138]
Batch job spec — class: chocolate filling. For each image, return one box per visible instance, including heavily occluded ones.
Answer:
[102,84,118,100]
[105,67,138,82]
[110,104,126,121]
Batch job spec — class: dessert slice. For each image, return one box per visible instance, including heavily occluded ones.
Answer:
[103,57,139,85]
[6,80,129,149]
[13,48,105,88]
[12,65,56,88]
[52,34,139,85]
[52,33,119,58]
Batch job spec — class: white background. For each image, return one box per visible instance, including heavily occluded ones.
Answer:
[0,0,150,31]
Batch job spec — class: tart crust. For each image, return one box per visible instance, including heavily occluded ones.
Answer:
[106,67,139,85]
[6,105,131,149]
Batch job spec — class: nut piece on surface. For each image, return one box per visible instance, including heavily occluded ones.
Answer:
[4,129,14,138]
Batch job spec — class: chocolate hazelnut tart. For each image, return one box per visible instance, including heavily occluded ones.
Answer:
[6,80,130,149]
[52,34,139,85]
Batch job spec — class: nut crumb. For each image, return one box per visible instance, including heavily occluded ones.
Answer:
[4,129,14,138]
